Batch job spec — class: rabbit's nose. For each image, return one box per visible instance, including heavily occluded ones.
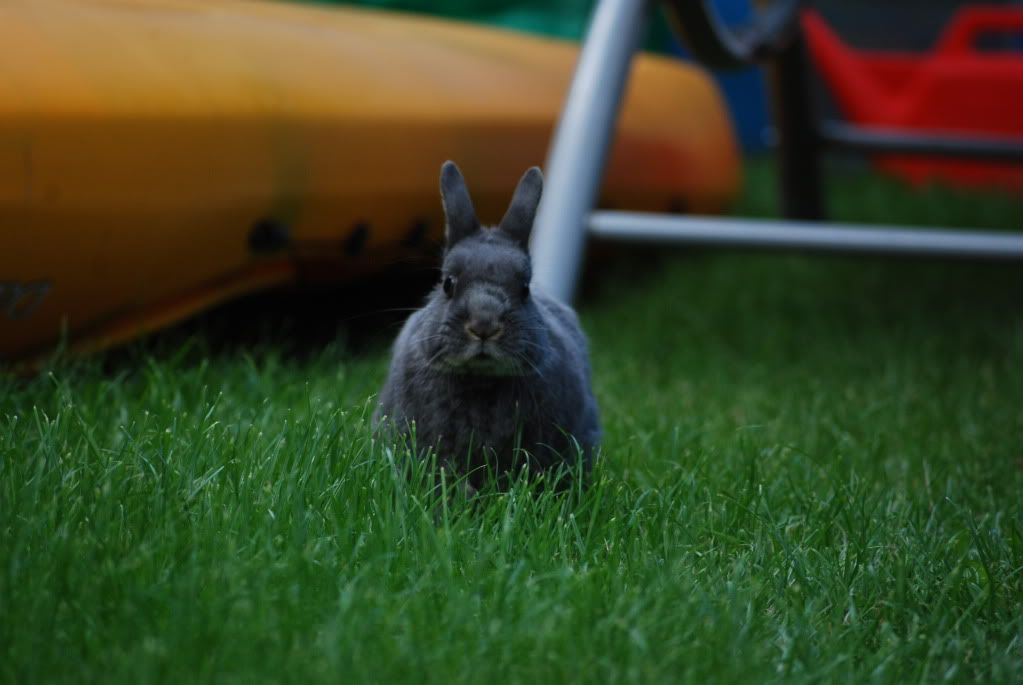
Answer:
[466,319,504,341]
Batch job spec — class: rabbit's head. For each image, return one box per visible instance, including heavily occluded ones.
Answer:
[422,161,546,376]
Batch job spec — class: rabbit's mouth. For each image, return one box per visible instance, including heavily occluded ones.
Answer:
[437,343,523,376]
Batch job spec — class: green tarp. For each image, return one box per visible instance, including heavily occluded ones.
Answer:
[295,0,678,53]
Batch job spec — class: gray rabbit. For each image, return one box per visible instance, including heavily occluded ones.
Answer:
[374,161,600,490]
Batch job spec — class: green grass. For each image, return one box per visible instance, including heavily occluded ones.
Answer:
[3,160,1023,683]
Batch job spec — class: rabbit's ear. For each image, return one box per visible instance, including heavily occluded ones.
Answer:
[499,166,543,250]
[440,161,480,247]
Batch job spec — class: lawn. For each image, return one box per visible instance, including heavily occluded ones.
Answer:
[2,160,1023,683]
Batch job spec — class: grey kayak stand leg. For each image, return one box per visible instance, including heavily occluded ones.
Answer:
[529,0,654,304]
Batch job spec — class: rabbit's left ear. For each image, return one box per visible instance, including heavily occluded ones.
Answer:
[499,166,543,249]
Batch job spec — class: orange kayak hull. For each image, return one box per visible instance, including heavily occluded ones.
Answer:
[0,0,740,361]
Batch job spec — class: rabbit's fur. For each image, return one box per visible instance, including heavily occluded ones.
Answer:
[374,161,600,489]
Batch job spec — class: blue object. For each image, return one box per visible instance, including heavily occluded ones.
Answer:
[666,0,772,152]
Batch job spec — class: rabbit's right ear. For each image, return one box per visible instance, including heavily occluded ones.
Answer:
[440,161,480,247]
[499,166,543,249]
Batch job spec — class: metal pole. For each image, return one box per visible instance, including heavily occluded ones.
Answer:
[819,120,1023,161]
[529,0,654,304]
[768,31,826,220]
[589,210,1023,259]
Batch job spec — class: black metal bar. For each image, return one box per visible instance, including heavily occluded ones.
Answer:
[819,121,1023,162]
[768,31,826,220]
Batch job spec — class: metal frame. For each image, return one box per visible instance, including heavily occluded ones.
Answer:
[530,0,1023,304]
[590,211,1023,258]
[530,0,653,305]
[819,121,1023,162]
[663,0,802,68]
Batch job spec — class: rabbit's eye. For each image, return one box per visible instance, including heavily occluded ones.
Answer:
[443,275,455,297]
[521,281,530,299]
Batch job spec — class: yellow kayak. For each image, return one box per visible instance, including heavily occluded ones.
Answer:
[0,0,739,362]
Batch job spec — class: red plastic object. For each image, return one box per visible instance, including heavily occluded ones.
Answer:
[802,7,1023,189]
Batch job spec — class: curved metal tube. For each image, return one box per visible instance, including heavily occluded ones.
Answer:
[663,0,802,68]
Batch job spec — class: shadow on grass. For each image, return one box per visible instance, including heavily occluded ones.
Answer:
[31,242,1022,382]
[89,261,441,373]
